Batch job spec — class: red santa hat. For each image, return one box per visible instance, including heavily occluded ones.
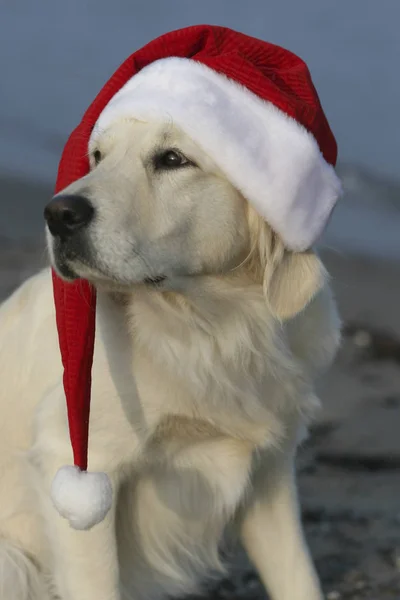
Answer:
[50,24,341,529]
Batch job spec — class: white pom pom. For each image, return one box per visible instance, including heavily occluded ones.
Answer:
[51,465,112,530]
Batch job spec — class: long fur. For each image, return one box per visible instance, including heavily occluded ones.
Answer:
[0,118,340,600]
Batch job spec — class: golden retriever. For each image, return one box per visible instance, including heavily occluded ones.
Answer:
[0,118,340,599]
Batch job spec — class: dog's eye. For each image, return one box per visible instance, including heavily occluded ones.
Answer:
[154,150,191,171]
[93,150,102,166]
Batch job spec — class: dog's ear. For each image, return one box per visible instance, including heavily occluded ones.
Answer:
[264,249,326,321]
[245,206,326,321]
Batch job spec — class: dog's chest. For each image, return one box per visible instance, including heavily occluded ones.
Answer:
[132,360,255,513]
[119,415,254,598]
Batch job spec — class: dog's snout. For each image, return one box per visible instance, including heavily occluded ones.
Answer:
[44,194,94,238]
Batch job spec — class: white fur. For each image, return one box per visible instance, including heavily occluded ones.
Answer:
[0,119,341,600]
[92,57,342,251]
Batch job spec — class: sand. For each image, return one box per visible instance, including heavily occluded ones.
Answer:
[1,237,399,599]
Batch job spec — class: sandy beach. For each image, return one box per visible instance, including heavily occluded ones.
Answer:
[1,177,400,599]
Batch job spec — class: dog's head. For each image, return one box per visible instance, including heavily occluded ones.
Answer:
[45,118,325,320]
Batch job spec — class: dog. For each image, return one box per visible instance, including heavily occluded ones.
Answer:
[0,117,340,600]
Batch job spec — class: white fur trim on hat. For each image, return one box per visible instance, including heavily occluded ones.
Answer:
[90,58,342,251]
[51,466,112,530]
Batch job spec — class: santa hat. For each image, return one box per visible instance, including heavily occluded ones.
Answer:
[50,25,341,530]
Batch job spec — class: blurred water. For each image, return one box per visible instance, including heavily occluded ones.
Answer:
[0,1,399,259]
[1,0,400,183]
[322,165,400,261]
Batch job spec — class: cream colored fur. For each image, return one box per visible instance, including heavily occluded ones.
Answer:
[0,119,340,600]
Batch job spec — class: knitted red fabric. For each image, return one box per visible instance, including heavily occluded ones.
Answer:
[52,24,337,472]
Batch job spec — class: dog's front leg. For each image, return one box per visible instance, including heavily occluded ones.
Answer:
[43,465,121,600]
[32,415,123,600]
[239,452,323,600]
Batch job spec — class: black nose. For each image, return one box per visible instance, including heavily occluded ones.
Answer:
[44,194,94,238]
